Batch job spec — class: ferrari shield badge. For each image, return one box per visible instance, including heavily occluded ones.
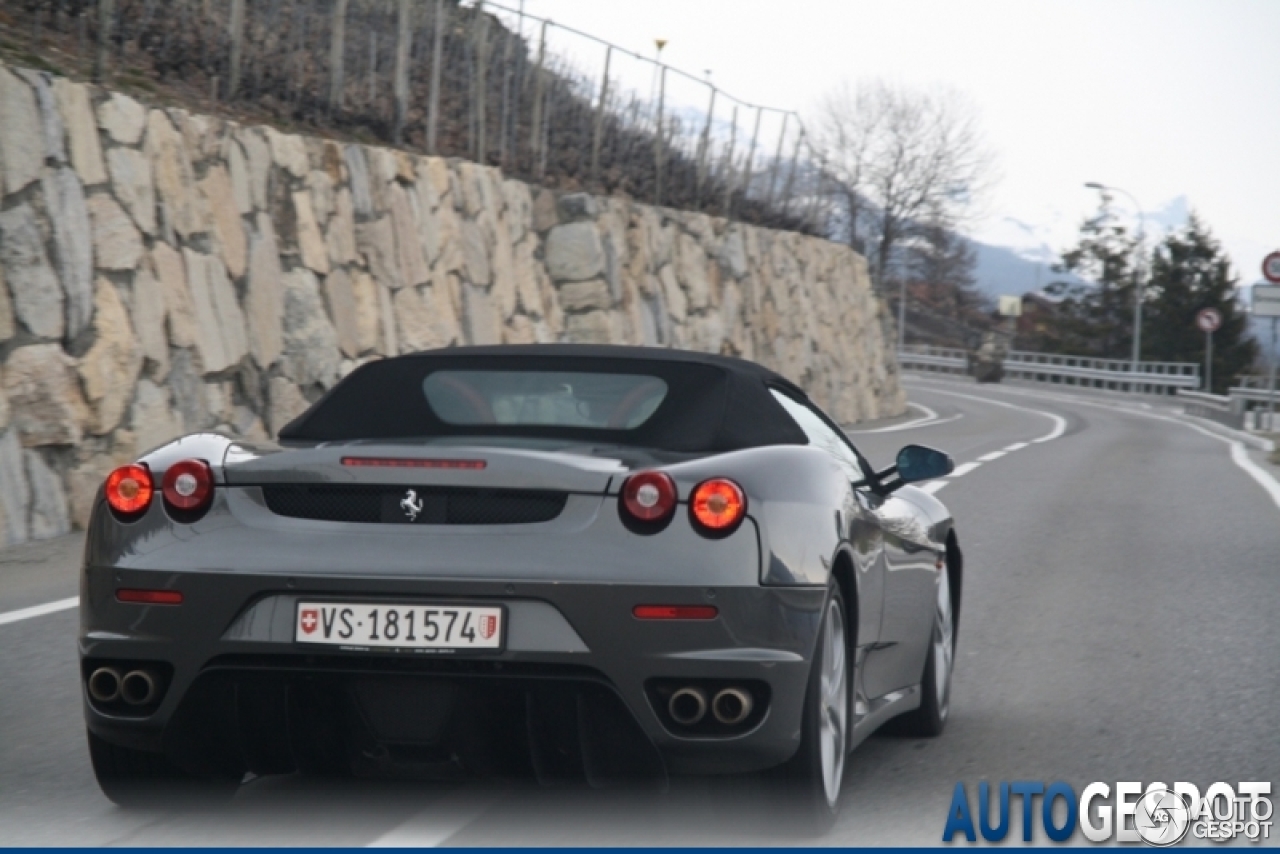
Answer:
[400,489,424,521]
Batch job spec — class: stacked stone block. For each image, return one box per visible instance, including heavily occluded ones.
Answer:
[0,61,904,548]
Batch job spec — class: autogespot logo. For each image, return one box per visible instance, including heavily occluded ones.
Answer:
[942,781,1273,845]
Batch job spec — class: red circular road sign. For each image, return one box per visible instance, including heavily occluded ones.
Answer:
[1263,251,1280,284]
[1196,307,1222,333]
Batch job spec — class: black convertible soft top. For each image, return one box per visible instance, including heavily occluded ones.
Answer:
[279,345,811,453]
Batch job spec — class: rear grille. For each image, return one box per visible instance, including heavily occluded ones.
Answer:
[261,485,569,525]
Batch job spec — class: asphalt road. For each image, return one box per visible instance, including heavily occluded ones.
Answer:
[1,374,1277,846]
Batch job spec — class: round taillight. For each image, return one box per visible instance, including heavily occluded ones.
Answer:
[689,478,747,535]
[105,464,154,517]
[162,459,214,513]
[620,471,678,524]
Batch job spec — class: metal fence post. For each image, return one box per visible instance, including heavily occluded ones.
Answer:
[780,124,804,215]
[473,3,488,162]
[499,27,514,167]
[590,45,612,188]
[763,112,788,210]
[653,65,667,206]
[329,0,348,113]
[393,0,412,145]
[738,105,763,204]
[94,0,114,82]
[722,104,739,214]
[226,0,245,100]
[368,30,377,106]
[427,0,446,155]
[695,86,716,205]
[530,21,547,166]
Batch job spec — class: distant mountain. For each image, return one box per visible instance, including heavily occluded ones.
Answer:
[966,238,1075,300]
[964,196,1193,300]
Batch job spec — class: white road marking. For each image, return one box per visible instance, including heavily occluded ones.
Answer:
[920,481,949,494]
[0,596,78,626]
[1003,442,1029,452]
[977,451,1006,462]
[949,462,981,478]
[1228,442,1280,510]
[368,786,507,847]
[911,378,1280,514]
[848,402,963,434]
[906,384,1068,444]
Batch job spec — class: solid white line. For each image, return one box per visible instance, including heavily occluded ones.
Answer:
[0,596,79,627]
[906,383,1068,443]
[913,378,1280,514]
[949,462,981,478]
[849,402,963,434]
[368,786,507,847]
[977,451,1006,462]
[1003,442,1029,452]
[1229,442,1280,510]
[920,481,949,494]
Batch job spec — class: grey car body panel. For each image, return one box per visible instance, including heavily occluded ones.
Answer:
[83,360,957,778]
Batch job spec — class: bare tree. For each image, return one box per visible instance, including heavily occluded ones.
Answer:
[815,80,995,289]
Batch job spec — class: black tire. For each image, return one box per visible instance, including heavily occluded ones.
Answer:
[885,568,955,737]
[88,730,239,808]
[773,583,851,837]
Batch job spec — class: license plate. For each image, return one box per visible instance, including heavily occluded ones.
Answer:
[294,601,504,651]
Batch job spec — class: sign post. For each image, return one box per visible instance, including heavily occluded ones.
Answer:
[1195,308,1222,393]
[1257,252,1280,430]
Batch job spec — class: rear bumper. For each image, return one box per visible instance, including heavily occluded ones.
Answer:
[81,565,825,776]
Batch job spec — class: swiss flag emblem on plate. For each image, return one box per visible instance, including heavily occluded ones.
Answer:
[299,609,319,635]
[479,614,497,640]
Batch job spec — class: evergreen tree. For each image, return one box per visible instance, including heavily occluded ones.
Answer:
[1143,214,1257,393]
[1025,199,1140,357]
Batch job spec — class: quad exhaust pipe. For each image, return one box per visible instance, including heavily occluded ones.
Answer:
[666,686,755,727]
[88,667,122,703]
[667,687,708,726]
[711,687,753,725]
[88,667,158,706]
[121,669,157,706]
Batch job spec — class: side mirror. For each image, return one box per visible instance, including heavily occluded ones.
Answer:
[895,444,954,484]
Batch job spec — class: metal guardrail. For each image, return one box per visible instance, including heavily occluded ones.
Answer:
[1177,390,1245,430]
[896,346,1201,393]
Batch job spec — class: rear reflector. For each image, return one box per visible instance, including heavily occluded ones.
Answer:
[633,605,718,620]
[116,589,184,605]
[341,457,487,469]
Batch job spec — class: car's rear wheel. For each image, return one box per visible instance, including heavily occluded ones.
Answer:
[887,568,954,737]
[88,730,239,808]
[774,583,850,837]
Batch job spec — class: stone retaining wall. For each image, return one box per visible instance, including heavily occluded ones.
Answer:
[0,62,904,548]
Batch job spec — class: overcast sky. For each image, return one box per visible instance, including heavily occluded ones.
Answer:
[521,0,1280,289]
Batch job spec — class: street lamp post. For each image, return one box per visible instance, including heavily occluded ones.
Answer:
[1085,182,1146,392]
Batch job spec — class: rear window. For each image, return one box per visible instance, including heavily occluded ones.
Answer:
[423,370,668,430]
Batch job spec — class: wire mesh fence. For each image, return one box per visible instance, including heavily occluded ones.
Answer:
[7,0,835,234]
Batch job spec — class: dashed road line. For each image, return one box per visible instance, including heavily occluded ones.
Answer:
[896,382,1070,492]
[909,377,1280,514]
[0,596,78,627]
